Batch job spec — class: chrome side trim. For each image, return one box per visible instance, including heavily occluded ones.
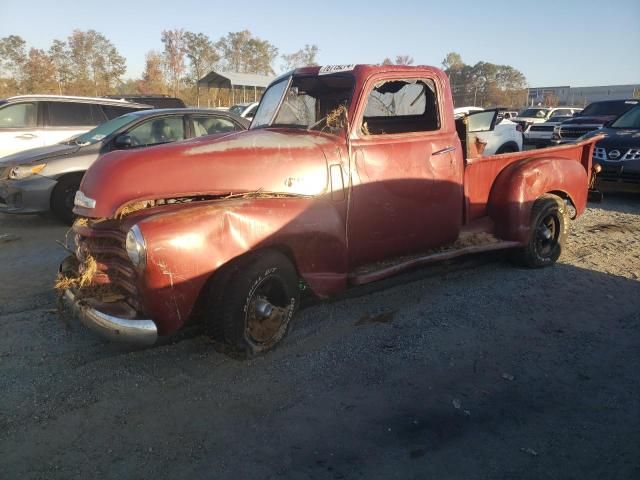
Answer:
[63,289,158,346]
[432,146,456,156]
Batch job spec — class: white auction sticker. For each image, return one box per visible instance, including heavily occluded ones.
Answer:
[319,64,356,75]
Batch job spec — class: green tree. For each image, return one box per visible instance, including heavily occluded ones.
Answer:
[66,30,126,95]
[49,39,73,94]
[281,44,319,71]
[161,29,187,97]
[217,30,278,75]
[22,48,58,94]
[0,35,27,83]
[138,50,167,94]
[184,32,219,105]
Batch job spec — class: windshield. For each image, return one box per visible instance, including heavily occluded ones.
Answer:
[251,74,355,130]
[520,108,549,118]
[229,104,245,116]
[581,100,639,117]
[610,105,640,129]
[73,114,137,145]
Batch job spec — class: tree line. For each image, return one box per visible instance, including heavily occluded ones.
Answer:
[441,52,528,108]
[0,29,319,106]
[0,31,528,108]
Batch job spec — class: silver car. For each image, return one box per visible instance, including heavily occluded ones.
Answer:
[0,108,249,223]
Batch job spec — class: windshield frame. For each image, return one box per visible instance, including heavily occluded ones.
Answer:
[250,75,293,130]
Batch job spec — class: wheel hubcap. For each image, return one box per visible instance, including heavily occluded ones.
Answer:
[535,214,559,256]
[246,278,290,344]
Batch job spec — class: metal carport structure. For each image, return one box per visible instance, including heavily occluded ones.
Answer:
[198,71,275,106]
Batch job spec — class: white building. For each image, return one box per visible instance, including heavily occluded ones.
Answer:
[528,84,640,107]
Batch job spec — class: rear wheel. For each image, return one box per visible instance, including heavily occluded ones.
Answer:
[51,173,83,225]
[205,250,299,358]
[511,194,567,268]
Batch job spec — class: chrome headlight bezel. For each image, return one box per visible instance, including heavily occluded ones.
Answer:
[74,190,96,209]
[125,225,147,270]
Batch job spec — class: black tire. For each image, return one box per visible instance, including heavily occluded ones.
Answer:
[51,173,83,225]
[510,194,567,268]
[205,250,299,358]
[495,143,519,154]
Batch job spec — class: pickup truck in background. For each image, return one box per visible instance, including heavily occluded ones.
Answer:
[60,64,601,357]
[552,99,639,144]
[524,115,573,148]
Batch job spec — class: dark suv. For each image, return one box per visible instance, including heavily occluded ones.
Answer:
[552,99,639,144]
[585,104,640,191]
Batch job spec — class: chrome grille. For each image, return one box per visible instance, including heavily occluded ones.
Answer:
[529,125,555,132]
[593,147,640,162]
[75,223,142,310]
[558,126,595,139]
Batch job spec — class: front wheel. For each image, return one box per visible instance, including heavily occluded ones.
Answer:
[205,250,300,358]
[50,173,83,225]
[510,194,567,268]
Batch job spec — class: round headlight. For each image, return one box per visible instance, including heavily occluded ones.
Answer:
[125,225,146,269]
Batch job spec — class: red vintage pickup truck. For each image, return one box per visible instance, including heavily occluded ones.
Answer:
[61,64,601,357]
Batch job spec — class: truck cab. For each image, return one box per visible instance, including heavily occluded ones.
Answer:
[60,65,600,357]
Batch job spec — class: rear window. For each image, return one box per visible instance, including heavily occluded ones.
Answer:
[48,102,105,126]
[0,102,36,128]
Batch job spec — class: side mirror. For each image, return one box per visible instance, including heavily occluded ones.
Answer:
[115,134,133,149]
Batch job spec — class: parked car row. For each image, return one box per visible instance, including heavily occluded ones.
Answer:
[0,108,249,222]
[0,95,151,158]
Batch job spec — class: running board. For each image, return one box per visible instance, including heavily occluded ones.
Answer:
[349,240,520,286]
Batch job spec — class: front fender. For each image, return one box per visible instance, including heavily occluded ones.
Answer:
[488,156,589,243]
[134,197,347,335]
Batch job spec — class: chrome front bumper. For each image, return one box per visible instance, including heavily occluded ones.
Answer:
[63,289,158,346]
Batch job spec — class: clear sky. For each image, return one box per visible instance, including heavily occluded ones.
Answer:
[1,0,638,87]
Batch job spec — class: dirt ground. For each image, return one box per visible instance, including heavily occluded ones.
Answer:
[1,194,639,480]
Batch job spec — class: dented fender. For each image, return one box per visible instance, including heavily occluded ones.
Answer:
[488,156,589,243]
[133,197,347,335]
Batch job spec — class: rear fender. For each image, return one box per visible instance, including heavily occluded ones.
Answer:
[488,156,588,243]
[135,197,347,334]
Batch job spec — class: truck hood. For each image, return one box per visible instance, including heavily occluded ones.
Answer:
[561,115,615,126]
[592,127,640,150]
[76,128,339,218]
[0,143,80,167]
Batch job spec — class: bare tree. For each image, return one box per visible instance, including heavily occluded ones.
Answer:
[382,55,414,66]
[161,29,187,97]
[281,44,319,71]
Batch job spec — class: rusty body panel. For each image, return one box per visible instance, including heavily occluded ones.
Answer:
[68,64,601,341]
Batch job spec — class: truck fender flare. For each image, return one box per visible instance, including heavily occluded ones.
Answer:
[487,156,589,243]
